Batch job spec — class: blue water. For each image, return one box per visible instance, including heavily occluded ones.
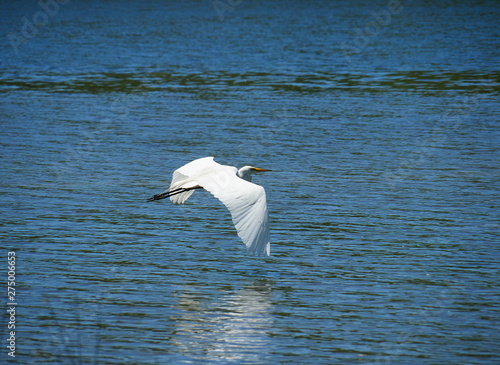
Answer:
[1,0,499,364]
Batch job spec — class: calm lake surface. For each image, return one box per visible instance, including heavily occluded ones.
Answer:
[1,0,499,363]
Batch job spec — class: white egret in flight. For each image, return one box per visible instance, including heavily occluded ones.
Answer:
[148,157,272,256]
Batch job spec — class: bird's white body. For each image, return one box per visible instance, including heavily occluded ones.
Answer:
[150,157,271,256]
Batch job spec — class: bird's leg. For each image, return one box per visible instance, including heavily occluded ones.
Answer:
[147,187,203,201]
[147,187,182,201]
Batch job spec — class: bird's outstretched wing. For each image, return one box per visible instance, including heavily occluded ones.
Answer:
[168,157,221,204]
[168,157,270,256]
[197,170,270,256]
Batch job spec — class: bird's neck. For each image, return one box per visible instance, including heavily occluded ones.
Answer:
[237,167,253,182]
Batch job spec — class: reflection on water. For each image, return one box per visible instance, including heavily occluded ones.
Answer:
[171,282,273,363]
[1,70,498,94]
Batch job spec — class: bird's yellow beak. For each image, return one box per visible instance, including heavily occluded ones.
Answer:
[251,167,272,172]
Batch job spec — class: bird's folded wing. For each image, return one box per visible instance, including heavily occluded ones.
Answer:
[196,167,270,256]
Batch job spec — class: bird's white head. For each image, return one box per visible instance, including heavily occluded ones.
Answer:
[237,166,272,182]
